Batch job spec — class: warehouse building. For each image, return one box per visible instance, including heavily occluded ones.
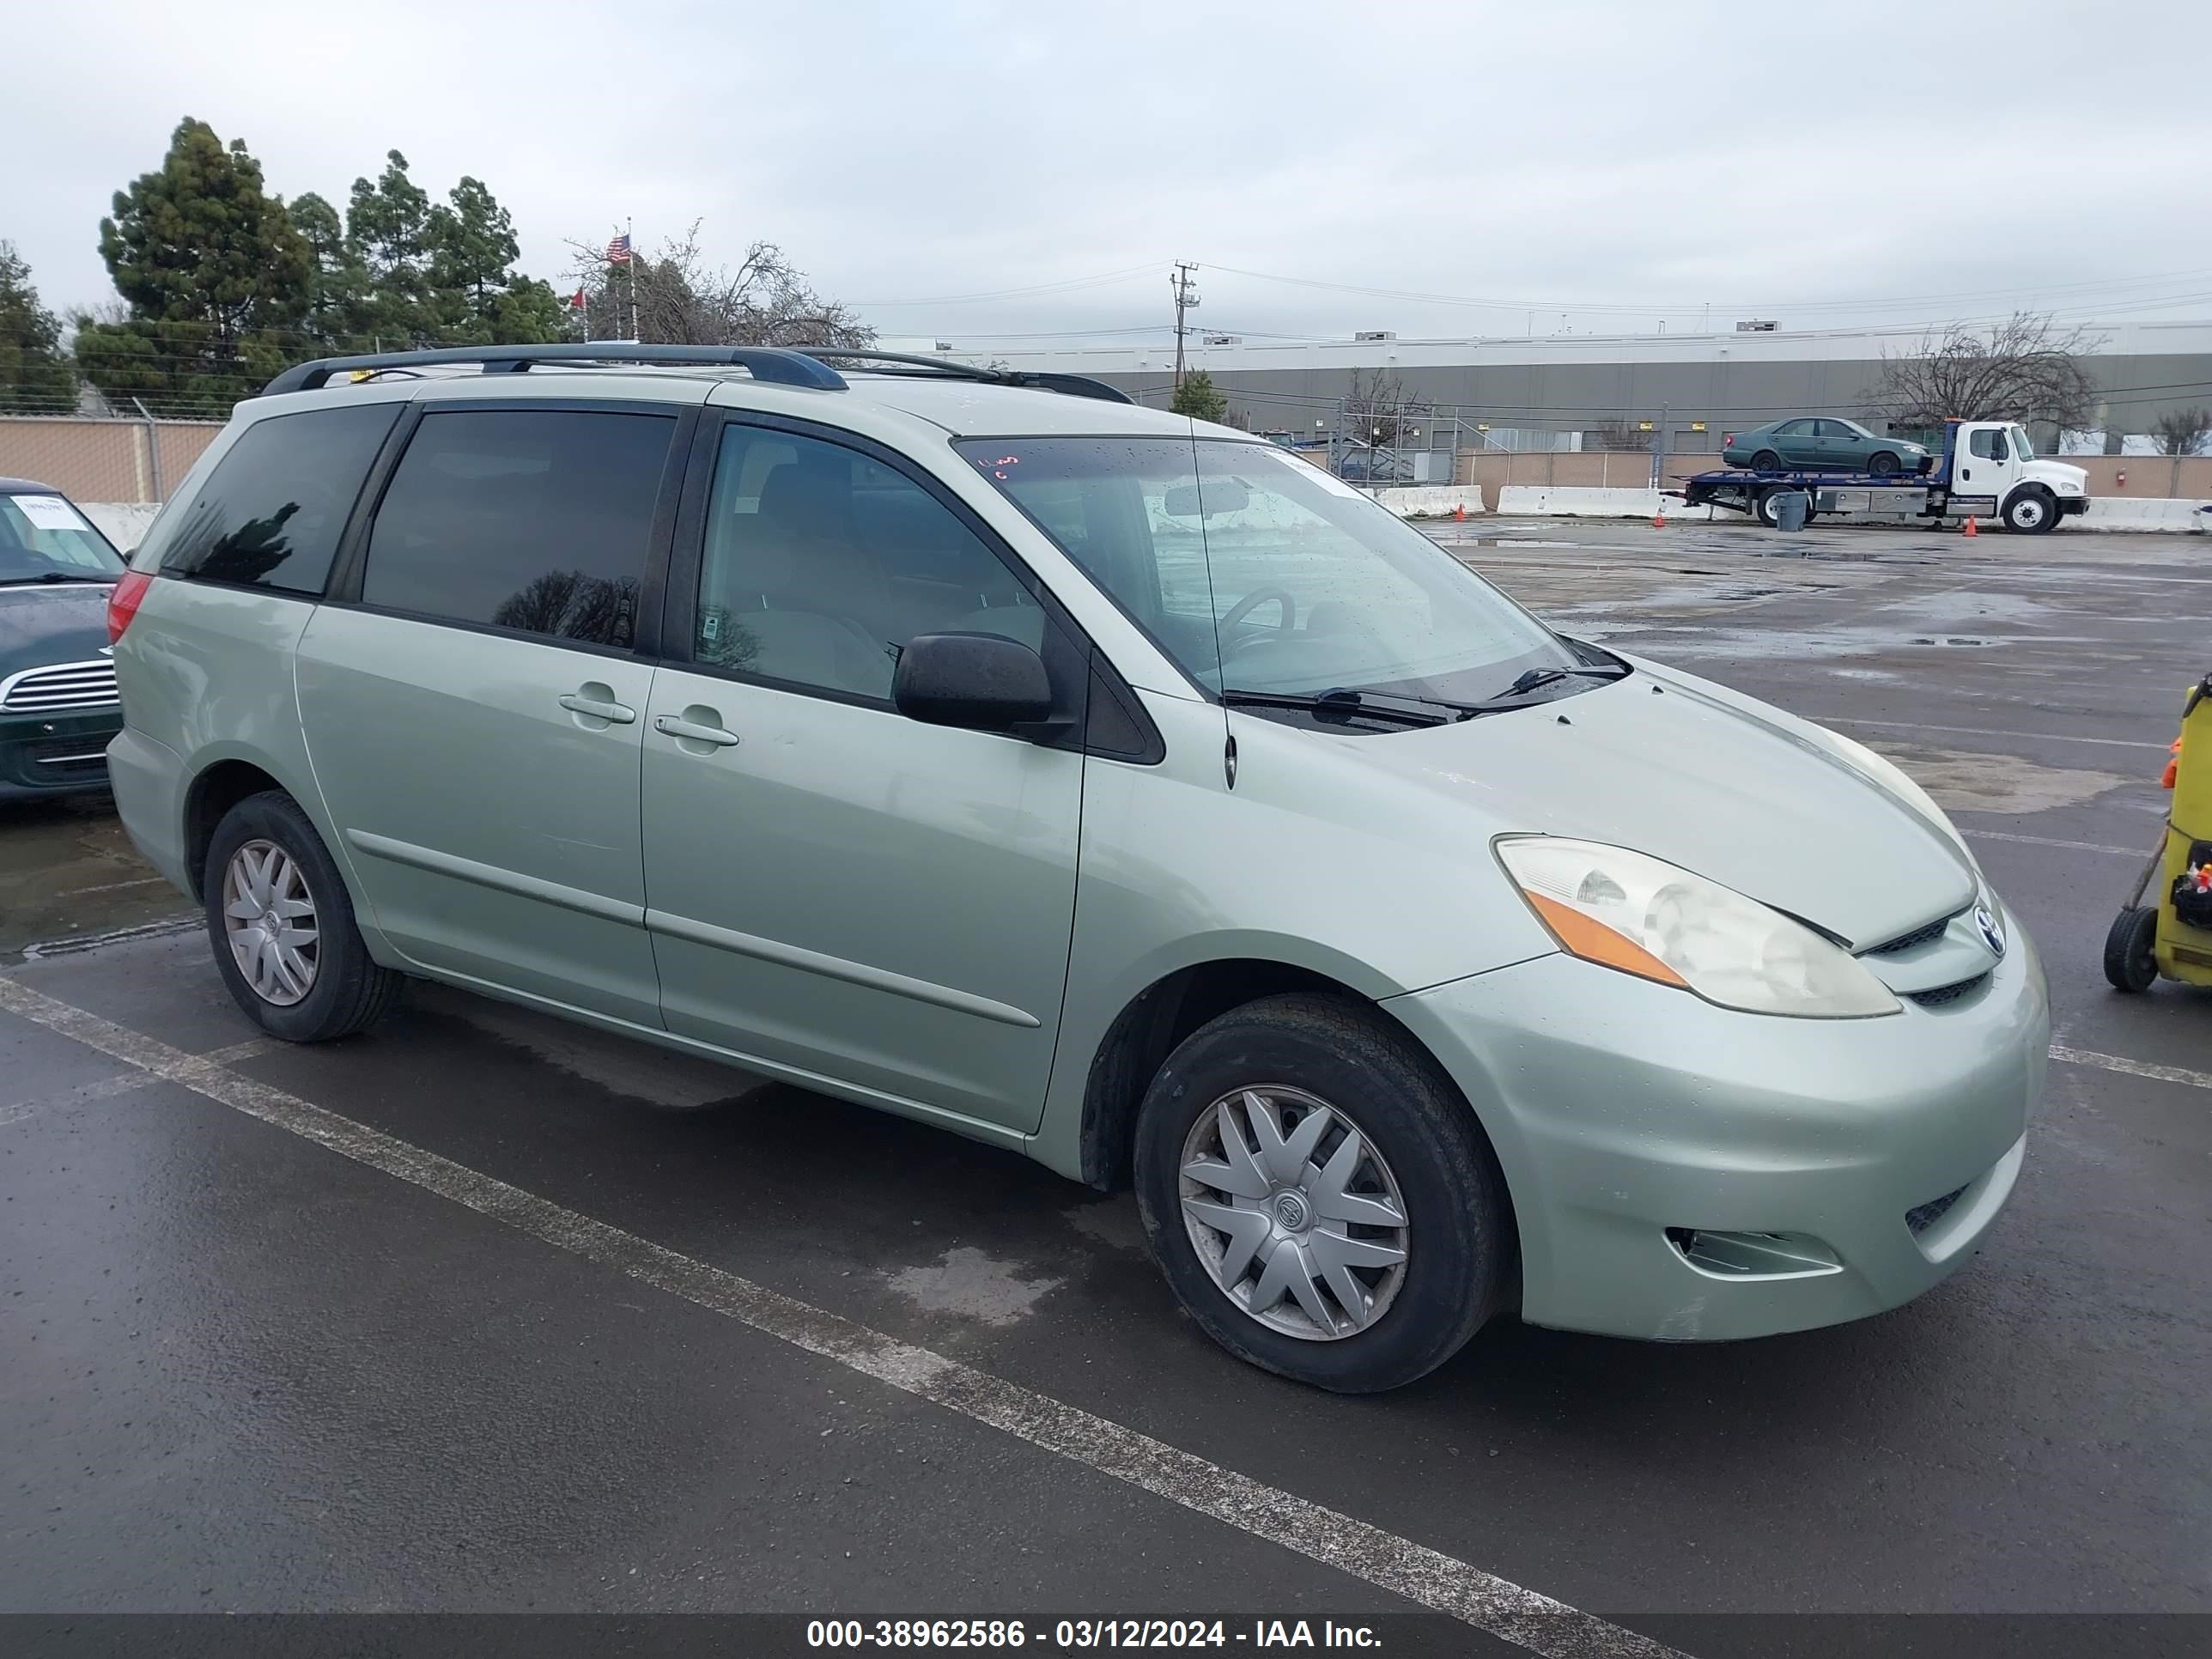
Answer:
[939,319,2212,462]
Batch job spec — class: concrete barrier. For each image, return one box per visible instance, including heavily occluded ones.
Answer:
[1373,485,1486,517]
[1494,485,1716,521]
[2065,497,2212,533]
[82,501,164,551]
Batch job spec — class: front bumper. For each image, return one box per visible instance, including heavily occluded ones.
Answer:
[2059,494,2090,518]
[0,705,123,799]
[1387,911,2047,1341]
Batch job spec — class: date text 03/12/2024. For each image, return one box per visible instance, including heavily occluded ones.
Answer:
[805,1620,1383,1649]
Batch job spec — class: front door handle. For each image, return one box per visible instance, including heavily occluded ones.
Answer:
[559,690,637,724]
[654,713,741,748]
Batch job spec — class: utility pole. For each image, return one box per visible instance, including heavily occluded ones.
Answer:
[1170,261,1200,389]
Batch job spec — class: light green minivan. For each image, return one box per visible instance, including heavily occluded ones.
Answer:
[106,345,2046,1391]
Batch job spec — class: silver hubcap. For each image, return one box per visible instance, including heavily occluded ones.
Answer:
[222,839,319,1006]
[2016,501,2044,526]
[1178,1086,1410,1341]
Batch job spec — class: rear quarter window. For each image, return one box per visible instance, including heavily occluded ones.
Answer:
[157,404,402,595]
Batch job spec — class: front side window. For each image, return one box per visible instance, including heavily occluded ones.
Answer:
[160,404,400,594]
[693,423,1039,701]
[362,408,675,648]
[0,493,125,586]
[1969,428,2008,462]
[960,437,1577,705]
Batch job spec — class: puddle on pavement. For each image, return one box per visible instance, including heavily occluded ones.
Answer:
[1910,635,1995,647]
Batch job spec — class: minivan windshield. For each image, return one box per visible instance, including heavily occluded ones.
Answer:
[0,492,126,585]
[957,436,1585,707]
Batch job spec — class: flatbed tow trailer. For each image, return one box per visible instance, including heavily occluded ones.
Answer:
[1674,417,2091,533]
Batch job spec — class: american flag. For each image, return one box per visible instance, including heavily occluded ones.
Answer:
[604,234,632,264]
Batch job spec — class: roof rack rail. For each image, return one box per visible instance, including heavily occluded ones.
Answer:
[796,348,1134,405]
[261,343,848,397]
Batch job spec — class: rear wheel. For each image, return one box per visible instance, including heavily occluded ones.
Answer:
[2103,906,2160,993]
[1755,487,1785,526]
[204,790,403,1041]
[1751,449,1782,472]
[2002,486,2057,534]
[1133,993,1512,1393]
[1868,451,1900,477]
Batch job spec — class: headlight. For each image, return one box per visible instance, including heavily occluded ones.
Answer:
[1496,837,1899,1018]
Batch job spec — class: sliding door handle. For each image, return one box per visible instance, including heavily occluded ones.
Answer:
[653,714,741,748]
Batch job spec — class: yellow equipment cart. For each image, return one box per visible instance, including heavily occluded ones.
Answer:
[2106,671,2212,992]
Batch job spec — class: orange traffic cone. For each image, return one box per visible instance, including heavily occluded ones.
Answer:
[1455,502,1466,522]
[1962,515,1978,538]
[1652,507,1668,527]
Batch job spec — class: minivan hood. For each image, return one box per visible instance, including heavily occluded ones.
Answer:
[1340,671,1976,950]
[0,583,114,682]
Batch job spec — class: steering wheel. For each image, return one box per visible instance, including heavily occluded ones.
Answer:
[1218,586,1297,635]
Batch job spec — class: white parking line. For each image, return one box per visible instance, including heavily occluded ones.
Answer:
[1965,830,2144,856]
[0,974,1682,1659]
[1817,718,2171,750]
[2050,1045,2212,1091]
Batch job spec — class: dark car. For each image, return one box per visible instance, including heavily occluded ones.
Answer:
[1723,417,1931,476]
[0,478,128,801]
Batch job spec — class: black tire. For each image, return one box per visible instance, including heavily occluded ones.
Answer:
[2102,906,2160,994]
[2002,486,2057,535]
[204,789,403,1041]
[1755,487,1784,527]
[1868,451,1900,477]
[1751,449,1783,472]
[1133,993,1512,1393]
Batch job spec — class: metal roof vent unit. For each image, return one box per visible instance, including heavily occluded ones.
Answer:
[1735,319,1780,331]
[1353,331,1397,342]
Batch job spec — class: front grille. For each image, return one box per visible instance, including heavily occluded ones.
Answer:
[0,658,118,713]
[1868,913,1954,956]
[1908,974,1989,1007]
[1906,1184,1970,1236]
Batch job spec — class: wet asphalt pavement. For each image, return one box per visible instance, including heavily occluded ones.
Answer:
[2,517,2207,1650]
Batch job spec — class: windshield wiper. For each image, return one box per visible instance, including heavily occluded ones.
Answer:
[1220,688,1452,728]
[1489,661,1632,701]
[0,572,118,586]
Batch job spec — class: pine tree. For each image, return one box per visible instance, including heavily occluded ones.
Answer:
[427,176,562,345]
[73,118,312,412]
[289,190,367,349]
[0,240,76,413]
[1170,369,1229,423]
[344,150,439,346]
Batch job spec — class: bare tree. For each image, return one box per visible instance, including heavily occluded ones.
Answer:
[1874,311,2102,431]
[2151,405,2212,458]
[565,222,872,349]
[1342,367,1431,446]
[1583,419,1650,453]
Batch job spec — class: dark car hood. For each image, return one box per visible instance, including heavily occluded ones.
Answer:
[1346,672,1978,950]
[0,583,116,682]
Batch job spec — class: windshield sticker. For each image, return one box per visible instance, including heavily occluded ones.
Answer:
[12,494,90,532]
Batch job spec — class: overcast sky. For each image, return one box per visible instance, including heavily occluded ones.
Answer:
[7,0,2208,348]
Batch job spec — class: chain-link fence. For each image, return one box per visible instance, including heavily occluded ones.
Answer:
[0,413,222,504]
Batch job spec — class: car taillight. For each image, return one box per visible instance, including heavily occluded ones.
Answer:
[1722,434,1736,447]
[106,569,154,644]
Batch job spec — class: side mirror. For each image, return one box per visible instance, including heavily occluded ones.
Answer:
[1162,477,1252,518]
[894,632,1055,732]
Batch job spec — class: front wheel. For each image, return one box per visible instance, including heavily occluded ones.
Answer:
[204,790,403,1041]
[1868,451,1900,477]
[2103,906,2160,993]
[1133,994,1512,1393]
[2002,486,2057,534]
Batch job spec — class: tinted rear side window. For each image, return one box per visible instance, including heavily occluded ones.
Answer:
[361,408,674,649]
[160,404,400,593]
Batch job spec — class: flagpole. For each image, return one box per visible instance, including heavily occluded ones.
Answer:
[627,216,638,343]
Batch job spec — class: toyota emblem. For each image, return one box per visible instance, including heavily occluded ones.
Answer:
[1973,903,2006,957]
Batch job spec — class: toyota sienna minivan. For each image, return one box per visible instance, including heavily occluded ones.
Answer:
[106,344,2046,1391]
